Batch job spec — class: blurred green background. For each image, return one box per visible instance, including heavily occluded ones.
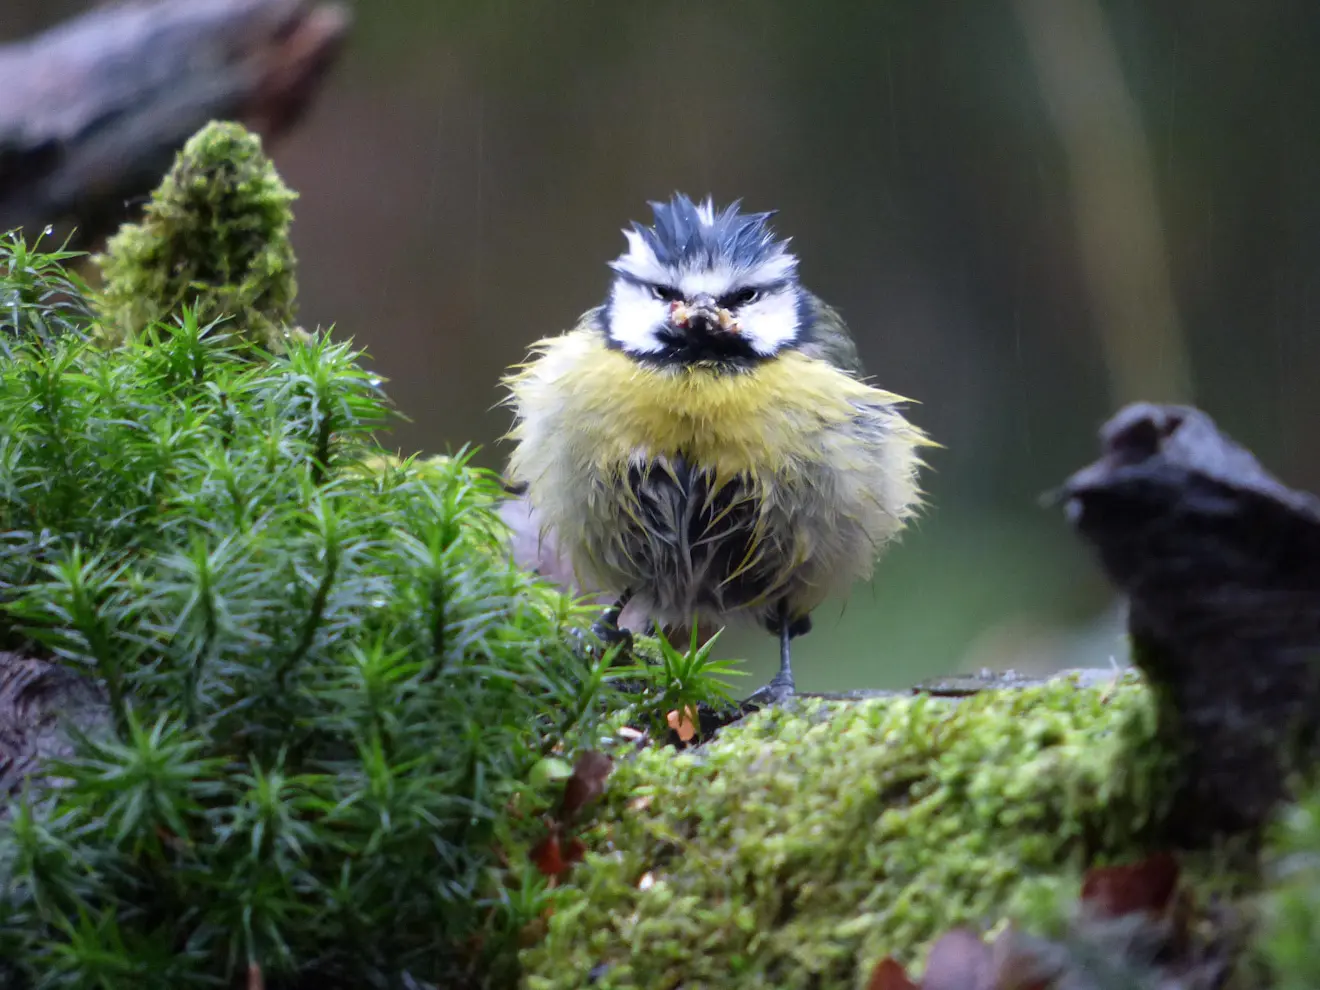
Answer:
[4,1,1317,691]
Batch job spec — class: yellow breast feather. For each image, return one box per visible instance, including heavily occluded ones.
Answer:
[503,328,916,486]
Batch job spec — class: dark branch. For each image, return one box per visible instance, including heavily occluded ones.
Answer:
[0,0,350,245]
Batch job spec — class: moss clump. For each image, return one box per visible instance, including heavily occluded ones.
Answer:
[95,121,301,350]
[523,673,1173,990]
[1259,786,1320,989]
[0,229,612,988]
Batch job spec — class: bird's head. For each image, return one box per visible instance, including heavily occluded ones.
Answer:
[603,193,805,365]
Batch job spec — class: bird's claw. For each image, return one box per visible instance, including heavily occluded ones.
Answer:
[571,621,634,659]
[592,619,634,654]
[743,671,796,710]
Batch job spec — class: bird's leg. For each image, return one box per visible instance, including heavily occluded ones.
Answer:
[746,601,809,706]
[587,589,634,654]
[771,609,796,695]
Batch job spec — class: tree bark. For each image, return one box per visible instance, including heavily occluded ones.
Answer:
[0,652,108,798]
[0,0,350,246]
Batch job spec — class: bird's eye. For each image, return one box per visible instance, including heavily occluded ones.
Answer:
[650,285,682,302]
[720,287,760,308]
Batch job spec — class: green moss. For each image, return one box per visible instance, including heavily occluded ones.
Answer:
[0,232,614,988]
[95,121,302,350]
[522,673,1173,990]
[1259,786,1320,990]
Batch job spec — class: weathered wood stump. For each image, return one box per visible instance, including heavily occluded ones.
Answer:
[1061,402,1320,843]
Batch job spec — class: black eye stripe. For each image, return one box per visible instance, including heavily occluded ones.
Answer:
[717,280,791,308]
[613,271,790,306]
[718,287,759,308]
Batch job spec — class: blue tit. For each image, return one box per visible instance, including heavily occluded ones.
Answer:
[503,193,931,699]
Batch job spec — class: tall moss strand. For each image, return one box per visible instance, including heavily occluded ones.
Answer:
[95,122,301,352]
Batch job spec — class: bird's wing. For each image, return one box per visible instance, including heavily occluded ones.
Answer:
[799,292,866,376]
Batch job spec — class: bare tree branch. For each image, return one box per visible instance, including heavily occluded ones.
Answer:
[0,0,350,244]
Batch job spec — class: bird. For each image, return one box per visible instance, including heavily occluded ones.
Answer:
[502,193,931,700]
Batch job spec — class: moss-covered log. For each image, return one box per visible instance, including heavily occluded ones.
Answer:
[522,674,1173,988]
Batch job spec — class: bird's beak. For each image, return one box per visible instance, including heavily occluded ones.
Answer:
[673,294,738,335]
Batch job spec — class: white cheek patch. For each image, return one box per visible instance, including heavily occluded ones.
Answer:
[606,279,669,354]
[736,288,800,355]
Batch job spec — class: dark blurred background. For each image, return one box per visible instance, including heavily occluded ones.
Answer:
[4,1,1317,691]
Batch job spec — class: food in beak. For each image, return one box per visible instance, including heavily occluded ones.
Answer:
[670,301,739,334]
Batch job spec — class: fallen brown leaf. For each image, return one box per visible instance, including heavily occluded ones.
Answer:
[530,832,568,878]
[867,956,918,990]
[1081,852,1179,919]
[560,750,614,819]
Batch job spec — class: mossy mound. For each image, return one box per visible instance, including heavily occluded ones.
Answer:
[95,121,301,350]
[523,673,1173,989]
[0,127,614,989]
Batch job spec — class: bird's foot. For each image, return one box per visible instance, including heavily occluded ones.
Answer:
[591,618,634,654]
[571,619,634,659]
[571,592,636,660]
[743,670,796,710]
